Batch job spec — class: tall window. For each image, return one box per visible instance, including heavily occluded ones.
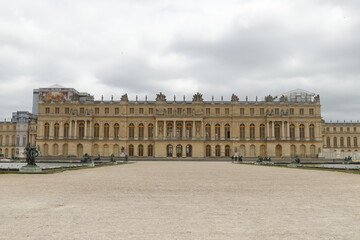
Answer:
[205,124,211,139]
[176,122,183,139]
[215,145,221,157]
[64,123,69,138]
[94,123,100,138]
[290,124,295,139]
[167,144,173,157]
[129,144,134,156]
[309,124,315,140]
[114,123,119,138]
[206,145,211,157]
[104,123,109,138]
[54,123,60,138]
[347,137,351,147]
[79,122,85,138]
[138,124,144,139]
[274,123,281,139]
[327,137,331,147]
[354,137,358,147]
[299,124,305,139]
[340,137,344,147]
[186,145,192,157]
[148,124,154,139]
[167,122,173,137]
[186,123,192,138]
[259,124,265,139]
[148,145,153,156]
[225,124,230,139]
[225,145,230,157]
[240,124,245,139]
[333,137,337,147]
[215,124,221,140]
[129,124,135,138]
[44,123,50,138]
[250,124,255,139]
[138,144,144,156]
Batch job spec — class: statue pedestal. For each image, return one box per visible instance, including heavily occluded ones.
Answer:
[87,162,95,167]
[287,163,302,168]
[20,165,42,173]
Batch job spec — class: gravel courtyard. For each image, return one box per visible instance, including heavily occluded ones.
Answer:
[1,162,359,240]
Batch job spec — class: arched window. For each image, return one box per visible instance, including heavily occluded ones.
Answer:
[206,145,211,157]
[94,123,100,138]
[250,145,256,157]
[347,137,351,147]
[138,144,144,156]
[103,144,109,156]
[300,145,306,157]
[148,145,153,157]
[225,124,230,139]
[129,144,134,156]
[310,145,316,157]
[76,144,83,157]
[225,145,230,157]
[340,137,344,147]
[113,144,120,156]
[354,137,358,147]
[54,123,60,138]
[309,124,315,139]
[138,123,144,139]
[129,123,135,138]
[299,124,305,139]
[79,122,85,138]
[326,137,331,147]
[104,123,109,138]
[259,124,265,139]
[114,123,120,139]
[63,144,68,156]
[148,124,154,139]
[53,144,59,155]
[275,144,282,158]
[64,123,69,138]
[215,124,221,140]
[186,145,192,157]
[333,137,337,147]
[176,122,183,139]
[215,145,221,157]
[176,144,182,157]
[5,136,9,145]
[260,145,266,157]
[240,124,245,139]
[290,124,295,139]
[44,123,50,138]
[205,124,211,139]
[290,145,296,157]
[167,122,173,137]
[167,144,173,157]
[186,122,192,138]
[92,144,99,156]
[250,124,255,139]
[274,123,281,139]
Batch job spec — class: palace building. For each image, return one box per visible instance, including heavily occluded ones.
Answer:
[1,85,359,160]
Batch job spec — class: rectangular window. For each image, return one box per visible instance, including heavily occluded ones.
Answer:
[275,108,279,115]
[206,108,210,115]
[187,108,192,114]
[65,107,69,114]
[45,107,50,114]
[340,127,343,132]
[80,108,84,114]
[333,127,336,132]
[260,108,264,115]
[149,108,153,114]
[177,108,182,115]
[215,108,220,115]
[130,108,134,114]
[105,108,109,114]
[115,108,119,114]
[250,108,255,116]
[95,108,99,114]
[167,108,172,114]
[309,108,314,115]
[239,108,244,115]
[139,108,144,114]
[290,108,294,115]
[299,108,304,115]
[55,107,60,114]
[225,108,229,115]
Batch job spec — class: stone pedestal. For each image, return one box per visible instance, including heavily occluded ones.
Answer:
[20,165,42,173]
[87,162,95,167]
[287,163,302,168]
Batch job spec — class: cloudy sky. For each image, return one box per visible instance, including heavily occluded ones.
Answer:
[1,0,359,121]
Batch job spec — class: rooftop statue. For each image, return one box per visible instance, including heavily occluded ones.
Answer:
[156,92,167,102]
[121,93,129,102]
[279,95,288,102]
[231,94,239,102]
[265,95,277,102]
[314,94,320,102]
[192,92,203,102]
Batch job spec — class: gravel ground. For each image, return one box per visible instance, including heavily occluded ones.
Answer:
[0,162,359,240]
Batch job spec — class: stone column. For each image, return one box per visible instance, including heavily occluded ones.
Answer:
[89,121,92,138]
[272,122,275,139]
[85,121,88,138]
[183,121,186,138]
[69,121,72,138]
[287,122,290,139]
[155,121,158,137]
[201,121,204,138]
[74,120,77,138]
[266,122,270,139]
[50,122,54,138]
[281,121,285,139]
[59,122,64,138]
[192,121,195,139]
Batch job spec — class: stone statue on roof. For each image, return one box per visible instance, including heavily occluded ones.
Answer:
[121,93,129,102]
[265,95,277,102]
[156,92,167,102]
[192,92,203,102]
[231,94,239,102]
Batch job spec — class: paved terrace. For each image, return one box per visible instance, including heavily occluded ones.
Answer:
[0,162,359,240]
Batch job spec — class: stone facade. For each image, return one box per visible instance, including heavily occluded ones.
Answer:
[35,87,325,159]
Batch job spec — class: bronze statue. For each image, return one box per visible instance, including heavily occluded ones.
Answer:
[81,153,92,163]
[24,144,40,166]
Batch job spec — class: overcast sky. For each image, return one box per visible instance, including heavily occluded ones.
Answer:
[1,0,359,122]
